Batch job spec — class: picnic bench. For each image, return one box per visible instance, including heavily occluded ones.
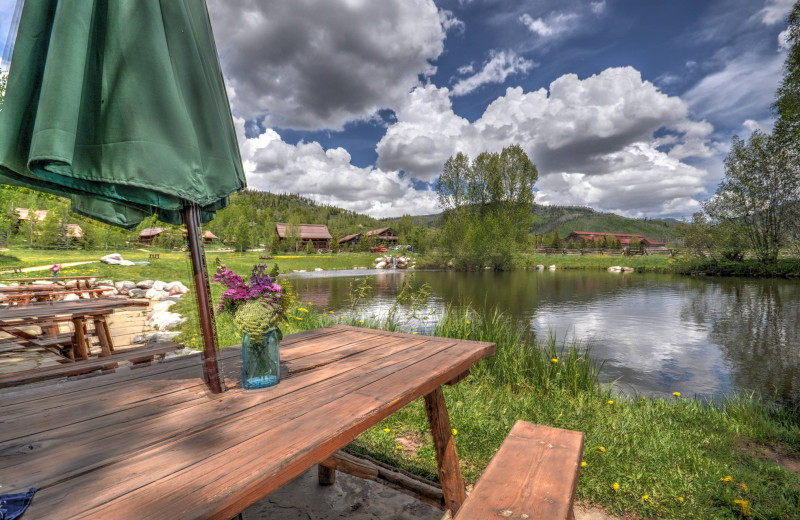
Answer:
[453,421,584,520]
[0,325,495,519]
[0,264,24,273]
[0,275,95,289]
[0,299,149,360]
[0,342,180,388]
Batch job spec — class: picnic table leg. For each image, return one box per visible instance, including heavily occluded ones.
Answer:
[93,316,114,356]
[71,317,89,360]
[424,387,466,514]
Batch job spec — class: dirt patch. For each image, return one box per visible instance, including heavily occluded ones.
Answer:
[736,438,800,474]
[394,432,424,455]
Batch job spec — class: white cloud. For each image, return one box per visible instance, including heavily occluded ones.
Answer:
[590,1,607,15]
[519,12,578,38]
[377,67,715,217]
[207,0,447,130]
[457,63,475,75]
[684,52,784,127]
[758,0,794,25]
[451,50,536,96]
[779,27,792,51]
[439,10,465,34]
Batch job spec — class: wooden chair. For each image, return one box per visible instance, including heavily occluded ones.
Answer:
[453,421,584,520]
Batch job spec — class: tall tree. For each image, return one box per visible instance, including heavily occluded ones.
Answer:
[704,130,800,262]
[774,2,800,145]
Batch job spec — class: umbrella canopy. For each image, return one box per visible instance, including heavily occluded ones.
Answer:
[0,0,246,228]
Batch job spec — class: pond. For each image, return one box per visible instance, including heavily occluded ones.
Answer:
[286,269,800,407]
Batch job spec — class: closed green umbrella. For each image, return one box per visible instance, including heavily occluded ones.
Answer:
[0,0,247,392]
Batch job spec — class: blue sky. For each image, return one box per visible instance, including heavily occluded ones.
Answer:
[2,0,794,218]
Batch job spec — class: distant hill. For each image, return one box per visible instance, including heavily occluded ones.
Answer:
[396,204,682,243]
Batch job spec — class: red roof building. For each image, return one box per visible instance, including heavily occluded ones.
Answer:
[275,223,332,251]
[565,231,665,249]
[364,227,398,244]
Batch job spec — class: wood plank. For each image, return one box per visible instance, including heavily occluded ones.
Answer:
[0,337,443,487]
[425,387,467,513]
[21,336,491,518]
[453,421,584,520]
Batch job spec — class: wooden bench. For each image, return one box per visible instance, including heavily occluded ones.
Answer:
[149,253,160,260]
[1,265,24,274]
[0,342,181,389]
[453,421,584,520]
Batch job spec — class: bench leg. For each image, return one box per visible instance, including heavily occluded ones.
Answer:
[93,316,114,356]
[71,317,89,360]
[318,463,336,485]
[425,387,466,514]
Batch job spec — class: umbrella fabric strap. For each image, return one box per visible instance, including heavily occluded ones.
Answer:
[0,488,37,520]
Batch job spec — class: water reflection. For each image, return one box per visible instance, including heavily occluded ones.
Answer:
[284,269,800,406]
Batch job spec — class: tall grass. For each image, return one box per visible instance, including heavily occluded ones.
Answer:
[432,305,603,395]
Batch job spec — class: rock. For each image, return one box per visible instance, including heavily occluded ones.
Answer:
[94,279,114,287]
[484,266,492,270]
[146,288,170,301]
[152,280,167,291]
[621,266,635,273]
[65,280,79,289]
[548,265,557,270]
[150,300,177,315]
[375,261,387,269]
[115,281,136,292]
[32,280,52,285]
[131,261,151,266]
[165,281,189,294]
[96,285,118,296]
[62,293,80,301]
[137,280,155,289]
[147,311,186,331]
[168,286,186,297]
[607,266,622,272]
[314,268,323,272]
[535,265,545,271]
[100,253,123,264]
[129,288,148,299]
[133,331,181,344]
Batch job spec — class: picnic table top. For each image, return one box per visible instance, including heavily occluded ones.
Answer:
[0,283,62,293]
[0,276,94,283]
[0,298,147,325]
[0,325,495,520]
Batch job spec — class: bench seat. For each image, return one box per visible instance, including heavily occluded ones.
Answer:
[0,342,181,389]
[454,421,584,520]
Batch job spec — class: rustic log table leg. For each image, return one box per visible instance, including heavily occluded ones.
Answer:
[93,316,114,357]
[424,387,466,514]
[71,317,89,360]
[318,463,336,485]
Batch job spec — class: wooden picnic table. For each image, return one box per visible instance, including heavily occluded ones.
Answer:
[0,325,495,519]
[0,298,148,359]
[0,276,95,289]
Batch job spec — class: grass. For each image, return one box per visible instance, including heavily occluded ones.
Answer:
[283,306,800,520]
[514,252,675,273]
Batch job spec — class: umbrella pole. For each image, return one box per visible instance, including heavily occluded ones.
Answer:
[181,204,225,394]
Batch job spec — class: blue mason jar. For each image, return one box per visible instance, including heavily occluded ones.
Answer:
[241,328,281,389]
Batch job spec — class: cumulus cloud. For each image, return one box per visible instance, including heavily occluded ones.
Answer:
[377,67,715,217]
[451,50,536,96]
[519,12,578,38]
[207,0,449,130]
[590,1,607,15]
[779,27,792,51]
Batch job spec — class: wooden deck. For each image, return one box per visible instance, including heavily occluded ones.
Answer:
[0,325,495,519]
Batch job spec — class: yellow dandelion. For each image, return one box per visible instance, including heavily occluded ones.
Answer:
[580,461,587,468]
[741,483,748,492]
[329,310,334,314]
[678,496,684,503]
[641,494,649,501]
[413,331,418,334]
[383,428,390,433]
[612,482,620,491]
[297,307,309,313]
[598,446,606,452]
[672,391,681,397]
[721,475,733,484]
[641,396,647,401]
[466,320,471,324]
[308,301,312,305]
[451,428,458,436]
[395,445,403,451]
[734,499,751,516]
[295,317,303,321]
[358,319,364,323]
[551,358,559,363]
[607,400,614,405]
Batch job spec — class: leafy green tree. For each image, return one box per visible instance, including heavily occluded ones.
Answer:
[435,145,538,269]
[397,214,413,244]
[774,2,800,145]
[704,130,800,263]
[550,228,563,249]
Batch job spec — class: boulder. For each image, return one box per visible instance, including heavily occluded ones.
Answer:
[148,311,186,331]
[150,300,177,315]
[548,265,557,270]
[115,280,137,292]
[137,280,155,289]
[152,280,167,291]
[535,265,545,271]
[607,266,622,272]
[168,286,185,297]
[62,293,80,301]
[94,279,114,288]
[96,285,118,296]
[131,261,151,266]
[145,288,170,301]
[314,268,323,272]
[100,253,124,264]
[164,281,189,294]
[32,280,52,285]
[129,288,148,299]
[65,280,79,289]
[621,266,635,273]
[375,261,387,269]
[133,331,181,344]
